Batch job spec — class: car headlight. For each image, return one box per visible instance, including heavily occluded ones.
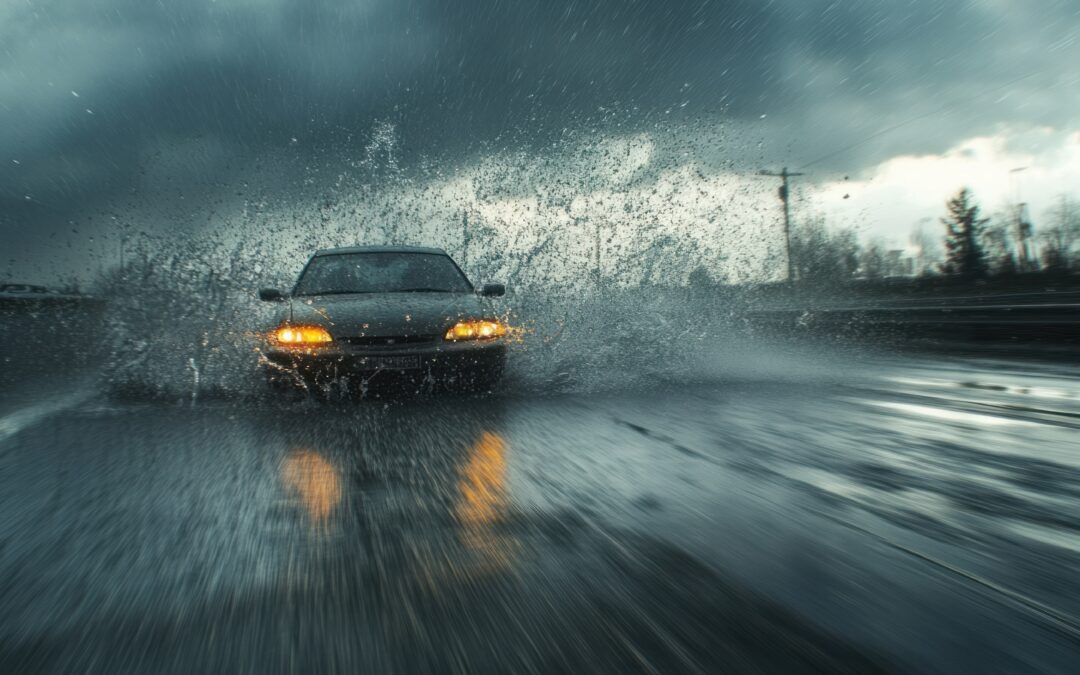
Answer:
[444,319,507,341]
[273,324,333,345]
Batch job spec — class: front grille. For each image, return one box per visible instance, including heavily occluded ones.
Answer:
[342,334,438,347]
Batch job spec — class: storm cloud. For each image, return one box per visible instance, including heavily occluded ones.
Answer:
[2,0,1079,276]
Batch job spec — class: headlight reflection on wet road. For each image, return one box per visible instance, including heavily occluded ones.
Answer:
[455,431,518,571]
[456,431,509,527]
[281,448,343,526]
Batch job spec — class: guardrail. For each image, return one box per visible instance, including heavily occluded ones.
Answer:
[746,300,1080,345]
[0,293,105,310]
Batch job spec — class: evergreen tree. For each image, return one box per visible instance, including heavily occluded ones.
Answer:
[941,188,989,279]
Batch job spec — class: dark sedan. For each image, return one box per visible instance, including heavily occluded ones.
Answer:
[258,246,508,394]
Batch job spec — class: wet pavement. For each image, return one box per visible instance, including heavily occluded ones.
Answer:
[2,355,1080,673]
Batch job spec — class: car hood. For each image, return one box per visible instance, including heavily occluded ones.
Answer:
[284,292,488,338]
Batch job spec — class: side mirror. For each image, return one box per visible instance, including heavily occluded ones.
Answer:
[258,288,287,302]
[480,283,506,297]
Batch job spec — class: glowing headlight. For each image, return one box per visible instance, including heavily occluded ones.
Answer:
[274,324,333,345]
[444,319,507,341]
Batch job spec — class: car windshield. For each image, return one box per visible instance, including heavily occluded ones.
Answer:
[293,252,473,296]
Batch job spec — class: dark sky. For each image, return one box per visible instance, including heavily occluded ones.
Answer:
[2,0,1078,278]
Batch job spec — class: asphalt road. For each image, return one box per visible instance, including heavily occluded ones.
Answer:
[2,352,1080,673]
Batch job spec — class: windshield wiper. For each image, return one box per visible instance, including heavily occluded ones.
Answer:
[298,290,375,297]
[297,289,456,296]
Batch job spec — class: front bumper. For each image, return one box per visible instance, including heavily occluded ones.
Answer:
[262,338,507,386]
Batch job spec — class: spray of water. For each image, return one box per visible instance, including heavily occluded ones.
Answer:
[87,121,839,400]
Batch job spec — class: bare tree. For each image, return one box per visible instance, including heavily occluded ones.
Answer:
[981,222,1018,276]
[1040,195,1080,272]
[790,216,860,284]
[909,219,942,275]
[859,242,887,279]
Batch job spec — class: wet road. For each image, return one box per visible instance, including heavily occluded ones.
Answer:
[2,354,1080,673]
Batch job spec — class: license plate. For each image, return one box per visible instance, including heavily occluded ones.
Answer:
[358,355,421,370]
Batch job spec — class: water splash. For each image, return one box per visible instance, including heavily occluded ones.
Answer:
[86,121,813,400]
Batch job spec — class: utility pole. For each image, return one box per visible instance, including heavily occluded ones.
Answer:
[1009,166,1036,272]
[759,168,804,282]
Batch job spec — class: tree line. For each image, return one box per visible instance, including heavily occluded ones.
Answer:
[790,189,1080,284]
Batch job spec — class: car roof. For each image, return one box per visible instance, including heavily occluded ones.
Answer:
[313,245,449,257]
